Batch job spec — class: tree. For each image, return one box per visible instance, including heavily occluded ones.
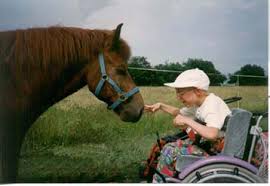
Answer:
[128,56,151,68]
[228,64,267,85]
[154,62,184,85]
[182,58,227,86]
[128,57,228,86]
[128,56,155,85]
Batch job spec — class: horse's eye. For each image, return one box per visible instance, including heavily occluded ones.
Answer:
[116,68,127,76]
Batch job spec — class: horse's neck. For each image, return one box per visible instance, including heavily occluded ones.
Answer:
[11,60,90,127]
[0,28,102,127]
[54,61,89,99]
[39,61,89,112]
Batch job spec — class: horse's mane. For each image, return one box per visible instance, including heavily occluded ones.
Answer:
[1,26,131,71]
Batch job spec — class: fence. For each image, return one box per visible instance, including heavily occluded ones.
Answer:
[128,67,268,110]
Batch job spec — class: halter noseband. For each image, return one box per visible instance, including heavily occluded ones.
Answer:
[94,53,139,110]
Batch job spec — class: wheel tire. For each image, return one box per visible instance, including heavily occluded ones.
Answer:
[181,163,264,183]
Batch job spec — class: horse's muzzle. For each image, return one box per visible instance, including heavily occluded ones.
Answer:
[119,106,144,123]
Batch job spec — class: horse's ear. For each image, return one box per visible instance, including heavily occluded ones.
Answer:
[111,23,123,52]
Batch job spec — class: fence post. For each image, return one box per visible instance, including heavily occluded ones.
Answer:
[236,75,240,108]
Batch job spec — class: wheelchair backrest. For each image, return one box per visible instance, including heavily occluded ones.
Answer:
[221,108,252,159]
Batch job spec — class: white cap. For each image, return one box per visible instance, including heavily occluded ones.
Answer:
[164,68,210,90]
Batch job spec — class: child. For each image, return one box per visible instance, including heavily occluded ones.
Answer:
[144,68,231,183]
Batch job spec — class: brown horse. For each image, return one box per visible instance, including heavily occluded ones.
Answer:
[0,24,144,183]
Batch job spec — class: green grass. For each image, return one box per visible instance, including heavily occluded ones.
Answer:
[18,86,268,183]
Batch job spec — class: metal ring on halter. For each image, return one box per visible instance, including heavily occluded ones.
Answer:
[119,94,128,101]
[102,75,109,81]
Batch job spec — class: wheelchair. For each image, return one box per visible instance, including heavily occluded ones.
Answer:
[141,98,268,183]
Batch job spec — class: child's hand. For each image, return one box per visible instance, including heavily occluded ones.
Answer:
[144,103,161,113]
[173,114,189,129]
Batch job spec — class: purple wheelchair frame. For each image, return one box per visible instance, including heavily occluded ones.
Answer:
[179,156,258,179]
[164,110,268,183]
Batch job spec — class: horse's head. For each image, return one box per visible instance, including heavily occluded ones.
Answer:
[85,24,144,123]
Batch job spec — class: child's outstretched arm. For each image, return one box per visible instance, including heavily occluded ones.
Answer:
[144,103,179,116]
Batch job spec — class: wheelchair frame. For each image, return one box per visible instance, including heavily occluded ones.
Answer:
[164,110,268,183]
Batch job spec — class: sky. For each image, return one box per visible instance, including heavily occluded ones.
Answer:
[0,0,267,75]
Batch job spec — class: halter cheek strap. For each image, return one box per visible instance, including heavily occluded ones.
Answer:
[94,53,139,110]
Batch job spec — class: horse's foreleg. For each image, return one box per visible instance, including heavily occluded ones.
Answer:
[0,122,18,183]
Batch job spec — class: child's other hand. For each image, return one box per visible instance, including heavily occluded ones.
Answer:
[173,114,189,129]
[144,103,161,113]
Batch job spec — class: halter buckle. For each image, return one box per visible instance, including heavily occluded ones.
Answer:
[102,75,109,80]
[119,94,128,101]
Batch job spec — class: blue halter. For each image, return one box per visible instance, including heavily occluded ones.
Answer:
[94,53,140,110]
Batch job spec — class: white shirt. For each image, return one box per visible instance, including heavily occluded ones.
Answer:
[180,93,231,130]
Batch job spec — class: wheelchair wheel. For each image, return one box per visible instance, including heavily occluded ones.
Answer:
[181,163,264,183]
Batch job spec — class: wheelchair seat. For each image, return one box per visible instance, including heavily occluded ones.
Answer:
[175,108,253,172]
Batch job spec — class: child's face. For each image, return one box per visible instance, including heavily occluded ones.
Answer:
[175,88,199,107]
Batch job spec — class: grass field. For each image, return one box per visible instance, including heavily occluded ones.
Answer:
[18,86,268,183]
